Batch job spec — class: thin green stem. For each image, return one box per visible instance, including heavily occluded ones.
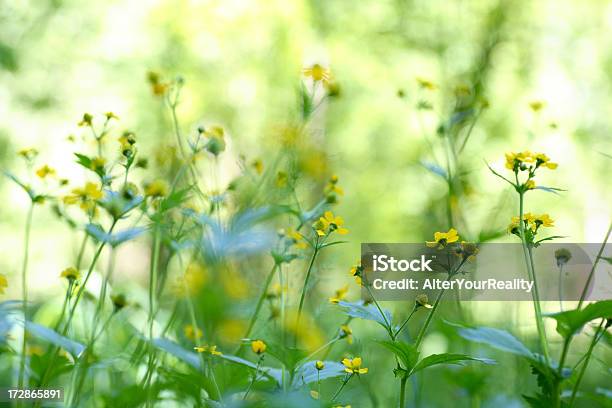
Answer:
[243,264,278,340]
[364,284,393,338]
[331,374,352,402]
[296,239,320,329]
[399,376,408,408]
[394,306,418,340]
[568,319,606,407]
[17,203,34,390]
[578,222,611,309]
[243,356,263,400]
[145,225,162,407]
[414,287,446,349]
[518,192,550,365]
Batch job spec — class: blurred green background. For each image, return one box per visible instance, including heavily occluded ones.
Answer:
[1,0,611,406]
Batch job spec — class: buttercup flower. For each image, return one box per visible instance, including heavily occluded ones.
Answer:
[194,344,222,356]
[533,153,558,169]
[533,213,554,228]
[329,285,349,304]
[63,182,104,211]
[144,180,169,198]
[118,132,136,158]
[105,112,119,121]
[251,339,267,354]
[0,274,7,295]
[342,357,368,375]
[426,228,459,249]
[286,229,307,250]
[313,211,349,236]
[303,64,331,83]
[339,324,353,344]
[36,165,55,179]
[349,263,363,286]
[184,325,203,341]
[18,148,38,161]
[315,360,325,370]
[60,267,80,282]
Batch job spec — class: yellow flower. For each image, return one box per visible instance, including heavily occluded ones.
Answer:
[525,180,536,190]
[184,325,203,341]
[204,126,226,156]
[194,344,222,356]
[426,228,459,249]
[35,165,55,179]
[416,77,436,90]
[302,64,331,83]
[350,263,363,286]
[329,285,349,304]
[105,112,119,120]
[251,159,264,175]
[18,148,38,161]
[339,325,353,344]
[0,274,7,295]
[529,100,545,112]
[505,151,534,170]
[324,175,344,196]
[342,357,368,375]
[90,157,106,173]
[251,339,267,354]
[63,182,104,211]
[310,390,320,400]
[315,360,325,370]
[118,132,136,157]
[313,211,349,236]
[287,229,308,250]
[60,267,80,282]
[144,180,169,198]
[534,214,554,228]
[147,71,168,96]
[78,113,93,127]
[533,153,558,169]
[415,294,433,309]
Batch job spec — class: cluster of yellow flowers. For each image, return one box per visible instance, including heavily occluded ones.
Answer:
[505,151,558,172]
[194,344,222,356]
[508,213,554,234]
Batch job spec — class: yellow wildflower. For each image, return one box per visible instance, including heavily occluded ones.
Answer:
[426,228,459,249]
[529,100,545,112]
[315,360,325,370]
[525,180,536,190]
[194,344,222,356]
[144,180,169,198]
[251,159,264,175]
[18,148,38,161]
[251,339,267,354]
[339,325,353,344]
[105,112,119,120]
[313,211,349,236]
[90,157,106,174]
[342,357,368,375]
[0,274,7,295]
[78,113,93,127]
[184,325,203,341]
[118,132,136,158]
[63,182,103,211]
[533,214,554,228]
[60,267,80,282]
[533,153,558,169]
[287,229,307,250]
[302,64,331,83]
[329,285,349,304]
[416,77,436,90]
[35,165,55,179]
[324,175,344,195]
[350,263,363,286]
[204,126,226,156]
[147,71,168,96]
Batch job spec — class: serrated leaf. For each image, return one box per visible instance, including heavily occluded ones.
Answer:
[545,300,612,339]
[23,321,85,357]
[376,340,419,370]
[337,300,392,330]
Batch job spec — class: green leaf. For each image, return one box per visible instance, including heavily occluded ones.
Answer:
[546,300,612,339]
[85,224,146,247]
[376,340,419,370]
[485,161,515,187]
[291,361,346,387]
[534,186,566,195]
[337,300,393,330]
[421,161,447,179]
[24,321,85,357]
[600,256,612,265]
[452,323,535,360]
[411,353,495,374]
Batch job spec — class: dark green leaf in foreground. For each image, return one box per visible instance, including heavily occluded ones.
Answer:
[376,340,419,371]
[546,300,612,339]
